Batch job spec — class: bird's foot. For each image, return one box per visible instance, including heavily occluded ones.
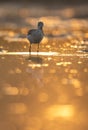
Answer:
[37,50,39,55]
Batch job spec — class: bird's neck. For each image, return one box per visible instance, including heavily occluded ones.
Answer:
[38,26,43,30]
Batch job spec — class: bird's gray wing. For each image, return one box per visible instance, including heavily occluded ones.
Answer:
[27,29,36,35]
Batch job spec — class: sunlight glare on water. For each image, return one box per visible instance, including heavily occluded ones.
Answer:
[45,105,75,120]
[0,2,88,130]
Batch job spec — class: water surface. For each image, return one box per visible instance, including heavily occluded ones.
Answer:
[0,3,88,130]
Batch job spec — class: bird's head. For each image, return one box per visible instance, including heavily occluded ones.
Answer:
[38,21,44,30]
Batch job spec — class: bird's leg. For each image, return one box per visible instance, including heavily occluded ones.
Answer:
[29,44,31,55]
[37,43,39,53]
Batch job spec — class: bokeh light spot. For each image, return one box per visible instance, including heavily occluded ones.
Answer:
[45,104,75,120]
[38,92,48,102]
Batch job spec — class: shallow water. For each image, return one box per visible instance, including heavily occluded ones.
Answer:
[0,3,88,130]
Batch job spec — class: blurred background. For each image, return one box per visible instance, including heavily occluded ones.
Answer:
[0,0,88,130]
[0,0,88,5]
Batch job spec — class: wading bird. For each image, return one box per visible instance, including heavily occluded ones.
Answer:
[27,21,44,54]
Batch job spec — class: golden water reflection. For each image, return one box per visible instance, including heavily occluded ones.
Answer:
[0,3,88,130]
[7,103,27,114]
[45,105,75,120]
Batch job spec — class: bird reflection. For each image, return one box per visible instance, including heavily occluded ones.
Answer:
[26,56,43,64]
